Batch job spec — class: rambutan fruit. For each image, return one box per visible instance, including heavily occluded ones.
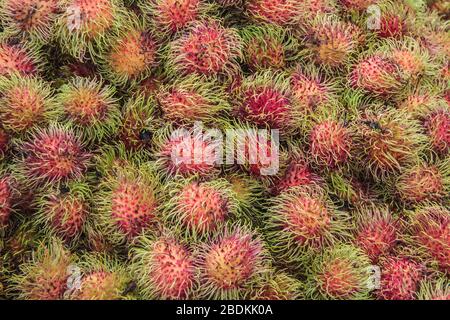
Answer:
[423,108,450,155]
[395,161,449,205]
[397,89,447,118]
[68,253,130,300]
[235,71,301,132]
[162,178,238,240]
[117,95,159,151]
[240,24,299,72]
[8,239,74,300]
[338,0,377,10]
[405,204,449,272]
[327,172,377,206]
[373,1,415,39]
[57,0,127,61]
[0,171,16,231]
[131,231,196,299]
[418,276,450,300]
[34,181,91,243]
[166,19,242,78]
[0,74,56,134]
[349,55,404,96]
[195,224,269,299]
[139,0,214,35]
[306,15,364,68]
[264,185,351,266]
[354,107,427,180]
[251,271,302,300]
[353,205,399,263]
[0,0,60,42]
[156,74,230,125]
[95,162,161,245]
[0,41,40,76]
[99,16,158,86]
[17,124,91,188]
[55,76,121,143]
[376,256,424,300]
[305,244,372,300]
[0,127,9,157]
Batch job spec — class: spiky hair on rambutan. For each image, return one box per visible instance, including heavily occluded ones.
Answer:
[54,76,121,143]
[353,106,427,181]
[418,276,450,300]
[327,171,377,206]
[0,40,41,76]
[0,168,18,232]
[0,0,61,42]
[370,0,416,39]
[8,239,75,300]
[304,14,364,68]
[394,159,449,206]
[404,203,449,273]
[0,127,9,157]
[34,180,92,244]
[264,185,351,267]
[251,270,302,300]
[56,0,128,61]
[194,223,270,300]
[156,74,230,125]
[239,24,300,72]
[0,74,56,134]
[423,107,450,156]
[99,14,158,86]
[162,177,240,241]
[15,124,91,188]
[94,161,162,246]
[338,0,377,11]
[353,204,400,263]
[67,253,131,300]
[130,230,197,299]
[396,86,448,119]
[376,255,424,300]
[165,19,242,79]
[138,0,215,36]
[305,244,372,300]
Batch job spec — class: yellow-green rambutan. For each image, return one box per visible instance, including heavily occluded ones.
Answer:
[418,276,450,300]
[0,40,41,76]
[251,271,302,300]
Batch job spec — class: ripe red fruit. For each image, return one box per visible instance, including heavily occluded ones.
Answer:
[423,109,450,155]
[0,42,38,76]
[0,174,14,229]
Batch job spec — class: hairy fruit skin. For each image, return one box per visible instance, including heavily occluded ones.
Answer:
[0,42,39,76]
[0,174,15,229]
[252,272,302,300]
[423,109,450,155]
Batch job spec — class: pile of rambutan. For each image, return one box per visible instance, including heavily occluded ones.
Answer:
[0,0,448,301]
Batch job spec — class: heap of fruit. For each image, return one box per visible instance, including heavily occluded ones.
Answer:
[0,0,448,300]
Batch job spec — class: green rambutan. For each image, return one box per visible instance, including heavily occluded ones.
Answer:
[264,185,351,266]
[195,224,270,299]
[354,107,427,180]
[405,204,449,272]
[305,244,372,300]
[131,231,196,299]
[0,74,56,134]
[327,172,377,206]
[353,205,399,263]
[166,19,242,78]
[156,74,230,125]
[17,124,91,188]
[8,239,74,300]
[0,0,60,42]
[376,256,423,300]
[239,24,299,72]
[55,76,121,143]
[397,89,447,118]
[418,276,450,300]
[0,40,40,76]
[251,271,302,300]
[94,162,161,245]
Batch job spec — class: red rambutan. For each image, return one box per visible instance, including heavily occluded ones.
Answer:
[423,108,450,155]
[0,173,15,230]
[0,41,39,76]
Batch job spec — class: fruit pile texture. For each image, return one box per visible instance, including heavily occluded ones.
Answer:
[0,0,449,300]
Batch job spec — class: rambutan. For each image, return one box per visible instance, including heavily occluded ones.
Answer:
[131,232,196,299]
[251,271,302,300]
[264,185,350,266]
[376,256,423,300]
[8,240,74,300]
[423,108,450,155]
[0,74,56,134]
[354,107,427,180]
[156,74,230,125]
[328,172,377,206]
[418,276,450,300]
[195,224,269,299]
[353,205,399,263]
[0,0,60,41]
[0,41,40,76]
[397,90,446,118]
[349,55,404,96]
[95,162,160,245]
[162,178,238,239]
[240,24,299,72]
[17,125,91,187]
[0,127,9,157]
[305,244,372,300]
[338,0,377,10]
[0,172,16,230]
[395,161,449,205]
[55,76,120,143]
[99,16,158,86]
[166,19,242,78]
[405,204,449,272]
